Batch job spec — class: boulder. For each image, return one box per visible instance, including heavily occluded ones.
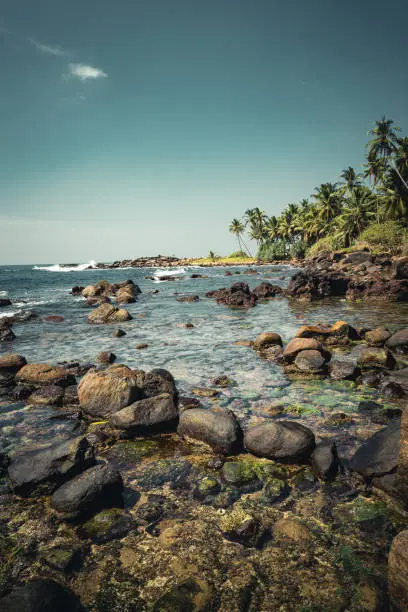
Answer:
[135,370,177,400]
[357,347,396,370]
[82,284,100,298]
[253,332,282,350]
[178,407,243,455]
[0,580,85,612]
[0,322,15,342]
[330,320,359,339]
[295,325,331,338]
[282,337,323,362]
[15,364,76,387]
[244,421,315,462]
[393,256,408,280]
[343,251,372,265]
[51,463,123,519]
[0,297,12,307]
[206,283,258,308]
[78,367,142,418]
[87,303,132,324]
[110,393,177,431]
[328,359,360,380]
[294,349,326,373]
[176,295,199,303]
[349,419,400,478]
[114,328,126,337]
[0,353,27,373]
[8,435,95,496]
[311,441,338,480]
[389,530,408,611]
[286,269,349,302]
[252,282,281,299]
[386,329,408,354]
[97,351,116,364]
[365,327,392,346]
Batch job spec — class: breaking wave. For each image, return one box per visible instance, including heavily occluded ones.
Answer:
[33,260,97,272]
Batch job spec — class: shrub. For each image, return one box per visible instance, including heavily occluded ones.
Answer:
[228,250,249,258]
[289,240,307,259]
[306,235,343,258]
[258,240,289,261]
[357,221,407,255]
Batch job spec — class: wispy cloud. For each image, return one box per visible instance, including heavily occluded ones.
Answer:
[68,63,107,81]
[28,38,68,57]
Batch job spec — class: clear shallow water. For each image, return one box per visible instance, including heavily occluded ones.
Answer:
[1,263,408,455]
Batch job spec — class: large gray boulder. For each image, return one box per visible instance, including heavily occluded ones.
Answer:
[51,463,123,519]
[178,407,243,455]
[294,349,326,373]
[349,418,400,478]
[244,420,315,462]
[78,366,142,418]
[386,329,408,354]
[110,393,177,431]
[8,436,95,496]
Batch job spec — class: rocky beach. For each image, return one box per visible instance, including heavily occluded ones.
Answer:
[1,253,408,611]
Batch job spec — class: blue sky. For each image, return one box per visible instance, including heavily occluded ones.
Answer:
[1,0,408,264]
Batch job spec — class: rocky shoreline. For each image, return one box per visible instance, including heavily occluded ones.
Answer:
[1,260,408,610]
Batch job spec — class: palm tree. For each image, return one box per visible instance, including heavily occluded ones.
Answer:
[340,166,362,194]
[336,187,375,246]
[367,116,401,161]
[264,215,279,241]
[244,207,268,249]
[312,182,342,223]
[229,218,245,253]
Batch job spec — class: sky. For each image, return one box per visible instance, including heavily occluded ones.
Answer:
[1,0,408,264]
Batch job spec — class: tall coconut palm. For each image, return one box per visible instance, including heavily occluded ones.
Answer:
[244,208,268,249]
[312,183,342,223]
[367,116,401,161]
[336,186,375,246]
[229,218,246,254]
[264,215,279,241]
[340,166,362,194]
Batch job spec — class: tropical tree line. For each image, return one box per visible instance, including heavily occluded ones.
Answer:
[229,117,408,259]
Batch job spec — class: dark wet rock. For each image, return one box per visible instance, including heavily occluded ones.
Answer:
[253,332,282,350]
[386,328,408,354]
[311,441,338,480]
[8,435,95,496]
[393,256,408,279]
[0,297,12,306]
[0,371,15,388]
[177,396,201,412]
[193,476,221,500]
[346,277,408,302]
[28,385,65,406]
[40,543,85,573]
[0,579,85,612]
[51,462,123,519]
[343,251,372,265]
[63,384,79,406]
[136,370,177,400]
[0,322,16,342]
[86,296,111,307]
[110,393,177,431]
[78,366,142,418]
[87,303,132,324]
[294,349,326,373]
[261,477,289,504]
[137,494,167,522]
[389,529,408,611]
[176,294,199,303]
[282,337,323,362]
[222,513,260,547]
[286,269,349,302]
[328,359,360,380]
[325,412,353,427]
[357,347,396,370]
[379,380,405,399]
[360,369,384,388]
[71,285,84,295]
[252,282,282,299]
[113,328,126,337]
[358,400,382,413]
[134,458,191,490]
[387,367,408,396]
[206,282,258,309]
[178,407,243,455]
[365,327,392,346]
[244,421,315,462]
[209,374,232,387]
[329,320,359,340]
[97,351,116,364]
[0,353,27,373]
[349,418,400,478]
[15,363,76,387]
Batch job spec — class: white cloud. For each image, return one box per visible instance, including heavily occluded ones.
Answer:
[68,63,107,80]
[28,38,68,56]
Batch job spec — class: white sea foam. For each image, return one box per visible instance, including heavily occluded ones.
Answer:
[33,260,97,272]
[153,267,186,281]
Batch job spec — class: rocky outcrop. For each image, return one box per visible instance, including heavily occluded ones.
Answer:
[80,280,140,305]
[51,463,123,519]
[206,282,258,309]
[349,419,400,478]
[110,393,177,431]
[252,282,282,299]
[78,367,142,418]
[244,421,315,462]
[8,436,95,496]
[87,303,132,324]
[178,407,243,455]
[15,364,76,387]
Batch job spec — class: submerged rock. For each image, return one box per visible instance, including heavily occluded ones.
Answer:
[15,363,75,387]
[253,332,282,350]
[244,421,315,462]
[28,385,65,406]
[78,367,142,418]
[252,282,281,299]
[8,435,95,496]
[178,407,243,455]
[357,347,396,370]
[110,393,177,431]
[0,579,85,612]
[328,359,360,380]
[51,462,123,519]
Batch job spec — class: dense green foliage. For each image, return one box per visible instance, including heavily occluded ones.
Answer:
[228,250,250,258]
[229,117,408,260]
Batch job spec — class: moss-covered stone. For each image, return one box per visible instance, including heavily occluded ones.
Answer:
[78,508,134,544]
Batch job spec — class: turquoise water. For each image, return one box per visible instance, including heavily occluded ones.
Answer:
[1,262,407,456]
